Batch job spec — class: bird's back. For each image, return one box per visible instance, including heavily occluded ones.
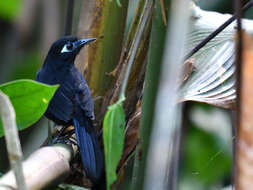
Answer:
[36,62,76,124]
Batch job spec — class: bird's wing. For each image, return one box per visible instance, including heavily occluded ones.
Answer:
[72,70,95,120]
[75,81,95,120]
[36,67,75,123]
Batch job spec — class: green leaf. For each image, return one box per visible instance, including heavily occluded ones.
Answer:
[0,79,58,137]
[184,126,232,184]
[116,0,122,7]
[0,0,21,21]
[57,184,89,190]
[103,99,125,190]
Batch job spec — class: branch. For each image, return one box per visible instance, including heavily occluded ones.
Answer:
[0,91,27,190]
[0,144,73,190]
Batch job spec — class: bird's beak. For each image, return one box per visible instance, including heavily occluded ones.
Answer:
[75,38,97,49]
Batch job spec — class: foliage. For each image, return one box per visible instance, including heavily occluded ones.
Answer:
[9,52,41,80]
[0,0,21,20]
[103,98,125,190]
[0,79,58,137]
[183,126,232,185]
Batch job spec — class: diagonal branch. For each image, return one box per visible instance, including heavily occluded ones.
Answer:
[0,144,73,190]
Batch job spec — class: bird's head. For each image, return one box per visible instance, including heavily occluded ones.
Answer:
[47,36,96,63]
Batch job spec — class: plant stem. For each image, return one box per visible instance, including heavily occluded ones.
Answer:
[234,0,242,189]
[0,91,27,190]
[131,0,168,189]
[119,0,154,99]
[143,0,190,188]
[64,0,74,35]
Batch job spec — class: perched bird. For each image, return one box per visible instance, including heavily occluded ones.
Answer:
[36,36,103,182]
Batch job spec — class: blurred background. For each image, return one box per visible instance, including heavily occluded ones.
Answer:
[0,0,252,189]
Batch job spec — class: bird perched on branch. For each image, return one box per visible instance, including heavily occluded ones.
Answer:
[36,36,103,183]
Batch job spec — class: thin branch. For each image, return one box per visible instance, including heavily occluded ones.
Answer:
[235,0,243,119]
[184,0,253,61]
[235,0,243,189]
[0,91,27,190]
[64,0,74,36]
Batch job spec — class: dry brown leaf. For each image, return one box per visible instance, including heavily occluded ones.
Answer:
[118,107,141,171]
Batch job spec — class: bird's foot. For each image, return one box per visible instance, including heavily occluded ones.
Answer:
[49,126,77,146]
[53,136,77,146]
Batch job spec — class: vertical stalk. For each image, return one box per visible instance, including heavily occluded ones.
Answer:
[143,0,190,189]
[131,0,169,189]
[0,91,27,190]
[234,0,243,189]
[64,0,74,35]
[75,1,129,122]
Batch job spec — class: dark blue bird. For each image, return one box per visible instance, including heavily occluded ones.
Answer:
[36,36,103,182]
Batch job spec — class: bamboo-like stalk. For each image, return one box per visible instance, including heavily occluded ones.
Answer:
[0,91,27,190]
[75,0,129,124]
[0,144,73,190]
[106,0,152,122]
[144,0,190,188]
[131,0,169,189]
[108,0,146,104]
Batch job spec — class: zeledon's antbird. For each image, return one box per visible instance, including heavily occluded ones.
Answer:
[36,36,103,182]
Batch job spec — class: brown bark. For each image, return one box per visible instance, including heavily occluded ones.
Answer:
[236,33,253,190]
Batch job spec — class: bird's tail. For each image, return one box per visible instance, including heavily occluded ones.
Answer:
[73,117,103,182]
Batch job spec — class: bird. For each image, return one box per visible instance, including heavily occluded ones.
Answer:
[36,36,103,183]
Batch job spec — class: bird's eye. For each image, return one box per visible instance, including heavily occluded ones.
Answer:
[61,43,74,53]
[66,43,73,50]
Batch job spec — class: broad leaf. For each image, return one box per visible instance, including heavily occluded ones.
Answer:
[0,79,58,137]
[0,0,21,20]
[103,99,125,190]
[180,4,253,108]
